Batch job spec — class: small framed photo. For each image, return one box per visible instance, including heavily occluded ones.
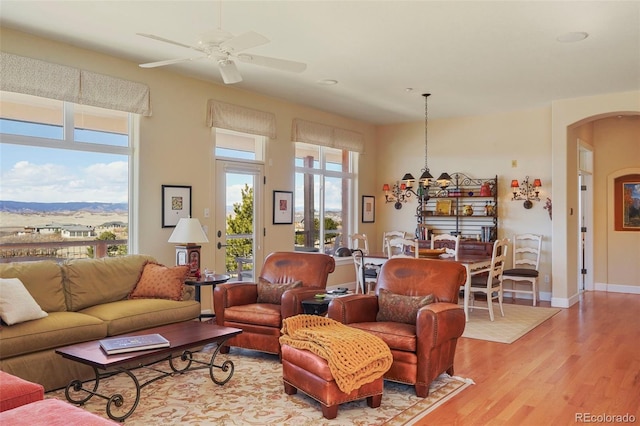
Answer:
[362,195,375,223]
[162,185,192,228]
[273,190,293,225]
[436,199,452,216]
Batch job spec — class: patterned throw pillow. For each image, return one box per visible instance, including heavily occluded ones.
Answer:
[129,262,188,301]
[256,278,302,304]
[376,288,435,325]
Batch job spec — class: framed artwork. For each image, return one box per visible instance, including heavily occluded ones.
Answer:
[273,190,293,225]
[162,185,192,228]
[614,174,640,231]
[436,199,452,216]
[362,195,375,223]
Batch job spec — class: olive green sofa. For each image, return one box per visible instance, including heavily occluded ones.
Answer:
[0,255,201,391]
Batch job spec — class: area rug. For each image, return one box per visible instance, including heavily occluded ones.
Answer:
[46,347,473,425]
[462,303,561,344]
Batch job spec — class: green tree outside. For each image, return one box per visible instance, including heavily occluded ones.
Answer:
[225,184,254,275]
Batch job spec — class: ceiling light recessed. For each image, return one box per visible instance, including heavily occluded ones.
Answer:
[556,32,589,43]
[317,79,338,86]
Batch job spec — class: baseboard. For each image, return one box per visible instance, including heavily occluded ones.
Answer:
[502,290,552,302]
[594,282,640,294]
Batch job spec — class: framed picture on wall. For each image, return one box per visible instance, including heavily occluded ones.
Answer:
[362,195,375,223]
[162,185,192,228]
[273,190,293,224]
[614,174,640,231]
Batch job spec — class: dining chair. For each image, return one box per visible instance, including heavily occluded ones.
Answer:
[351,248,378,294]
[386,237,419,259]
[431,233,460,258]
[468,238,509,321]
[382,230,407,254]
[502,233,542,306]
[349,233,370,255]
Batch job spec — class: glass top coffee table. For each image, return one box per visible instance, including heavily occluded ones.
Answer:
[56,321,241,421]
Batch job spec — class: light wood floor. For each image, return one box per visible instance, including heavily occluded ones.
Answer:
[423,291,640,425]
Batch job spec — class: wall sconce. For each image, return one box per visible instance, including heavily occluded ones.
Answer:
[382,182,413,210]
[511,176,542,209]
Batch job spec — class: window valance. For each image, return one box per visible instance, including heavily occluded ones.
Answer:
[291,118,364,153]
[0,52,152,116]
[206,99,277,139]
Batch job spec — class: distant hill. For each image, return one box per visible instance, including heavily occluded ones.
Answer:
[0,200,128,214]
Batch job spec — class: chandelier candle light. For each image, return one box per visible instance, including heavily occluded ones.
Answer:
[382,93,451,210]
[168,217,209,279]
[510,176,542,209]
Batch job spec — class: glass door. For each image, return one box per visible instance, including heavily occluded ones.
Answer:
[214,159,264,281]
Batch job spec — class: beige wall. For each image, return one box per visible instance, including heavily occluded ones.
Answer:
[552,91,640,306]
[593,117,640,289]
[377,108,554,296]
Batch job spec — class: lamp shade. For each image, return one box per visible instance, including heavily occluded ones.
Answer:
[168,218,209,244]
[382,183,390,191]
[533,178,542,187]
[510,179,520,188]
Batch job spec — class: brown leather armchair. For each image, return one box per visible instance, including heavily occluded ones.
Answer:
[327,257,466,397]
[214,251,335,355]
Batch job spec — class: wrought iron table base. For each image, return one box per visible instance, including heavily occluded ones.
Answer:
[64,342,234,422]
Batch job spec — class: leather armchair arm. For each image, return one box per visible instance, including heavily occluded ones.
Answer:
[416,303,465,351]
[214,283,258,309]
[281,287,324,318]
[327,294,379,324]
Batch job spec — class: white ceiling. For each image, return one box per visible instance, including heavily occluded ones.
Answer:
[1,1,638,124]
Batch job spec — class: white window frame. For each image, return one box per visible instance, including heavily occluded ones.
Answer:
[0,92,137,253]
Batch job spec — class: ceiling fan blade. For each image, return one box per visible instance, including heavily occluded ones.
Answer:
[139,57,204,68]
[237,53,307,73]
[220,31,269,53]
[136,33,206,53]
[218,60,243,84]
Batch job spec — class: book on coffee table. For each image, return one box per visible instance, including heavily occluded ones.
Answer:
[99,333,170,355]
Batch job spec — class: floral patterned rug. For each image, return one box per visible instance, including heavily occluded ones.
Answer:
[47,346,473,425]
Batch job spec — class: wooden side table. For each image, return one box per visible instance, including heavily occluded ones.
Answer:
[185,274,230,321]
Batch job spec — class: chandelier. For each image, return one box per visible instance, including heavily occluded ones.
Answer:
[382,93,451,209]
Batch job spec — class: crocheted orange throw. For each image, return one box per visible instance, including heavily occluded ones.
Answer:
[280,314,392,394]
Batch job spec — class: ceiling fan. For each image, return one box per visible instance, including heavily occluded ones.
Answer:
[137,29,307,84]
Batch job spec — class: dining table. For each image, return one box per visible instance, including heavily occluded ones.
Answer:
[363,252,492,321]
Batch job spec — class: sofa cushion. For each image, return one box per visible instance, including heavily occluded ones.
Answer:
[62,255,155,311]
[376,289,434,325]
[80,299,200,336]
[128,262,187,301]
[0,261,66,313]
[0,278,48,325]
[256,278,302,304]
[0,312,107,359]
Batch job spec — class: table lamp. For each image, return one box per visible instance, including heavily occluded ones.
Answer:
[168,217,209,279]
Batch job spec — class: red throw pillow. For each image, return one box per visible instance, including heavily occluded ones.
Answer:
[129,262,188,301]
[376,288,434,325]
[256,278,302,304]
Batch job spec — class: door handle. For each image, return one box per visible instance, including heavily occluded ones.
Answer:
[217,242,228,249]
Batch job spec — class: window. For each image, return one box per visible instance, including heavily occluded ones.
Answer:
[0,91,134,261]
[294,143,357,255]
[214,128,264,161]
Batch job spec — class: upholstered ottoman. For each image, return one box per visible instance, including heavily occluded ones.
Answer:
[0,399,118,425]
[281,343,384,419]
[0,370,44,412]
